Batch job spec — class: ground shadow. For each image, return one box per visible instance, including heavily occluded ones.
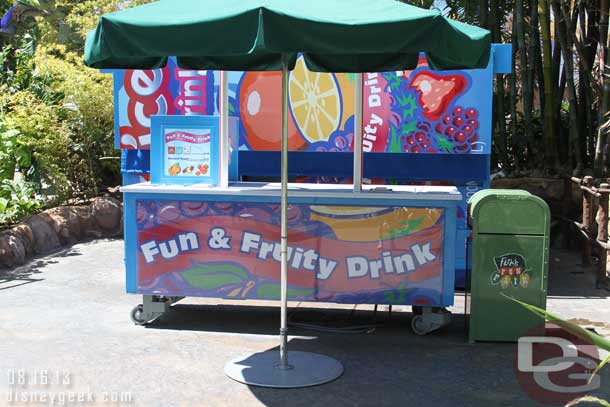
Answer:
[146,303,415,338]
[147,304,545,407]
[0,246,85,290]
[185,304,608,407]
[240,334,609,407]
[547,249,610,298]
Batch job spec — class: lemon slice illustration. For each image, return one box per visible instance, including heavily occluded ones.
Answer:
[289,56,342,142]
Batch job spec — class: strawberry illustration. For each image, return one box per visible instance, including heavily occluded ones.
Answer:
[409,71,467,121]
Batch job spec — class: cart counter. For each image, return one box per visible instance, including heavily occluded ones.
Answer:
[122,183,461,307]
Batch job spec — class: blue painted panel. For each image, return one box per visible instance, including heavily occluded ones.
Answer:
[442,209,457,305]
[239,151,490,182]
[122,149,150,175]
[124,191,460,209]
[124,195,138,293]
[493,43,513,74]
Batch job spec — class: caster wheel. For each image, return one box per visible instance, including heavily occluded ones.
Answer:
[411,315,429,336]
[130,304,148,325]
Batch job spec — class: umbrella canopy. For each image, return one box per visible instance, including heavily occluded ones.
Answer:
[84,0,491,72]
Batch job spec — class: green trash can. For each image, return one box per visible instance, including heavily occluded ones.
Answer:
[468,189,550,342]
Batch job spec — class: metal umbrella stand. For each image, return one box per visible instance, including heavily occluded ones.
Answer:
[224,58,345,388]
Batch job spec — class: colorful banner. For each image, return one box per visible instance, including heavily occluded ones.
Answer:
[112,55,492,155]
[113,59,214,149]
[134,200,447,305]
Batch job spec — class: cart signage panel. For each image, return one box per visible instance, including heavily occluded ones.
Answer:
[151,116,220,186]
[112,55,492,155]
[111,60,215,149]
[132,200,447,305]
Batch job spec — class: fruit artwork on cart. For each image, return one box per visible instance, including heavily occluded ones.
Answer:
[112,55,489,156]
[236,55,486,155]
[133,200,449,306]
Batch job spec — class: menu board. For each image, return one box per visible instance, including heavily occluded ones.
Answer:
[151,116,219,185]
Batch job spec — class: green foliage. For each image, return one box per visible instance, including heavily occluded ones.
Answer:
[0,179,43,224]
[0,120,29,181]
[35,0,153,50]
[442,0,484,25]
[0,0,146,224]
[400,0,436,8]
[566,397,610,407]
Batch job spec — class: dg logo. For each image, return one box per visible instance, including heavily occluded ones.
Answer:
[514,323,602,406]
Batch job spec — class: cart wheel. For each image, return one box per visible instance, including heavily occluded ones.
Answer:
[411,315,429,336]
[130,304,148,325]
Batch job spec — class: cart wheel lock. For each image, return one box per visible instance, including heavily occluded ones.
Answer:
[411,307,452,335]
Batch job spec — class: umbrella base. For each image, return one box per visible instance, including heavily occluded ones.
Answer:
[225,351,343,388]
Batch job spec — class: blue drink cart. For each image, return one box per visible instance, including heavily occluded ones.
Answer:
[122,182,460,334]
[86,0,511,388]
[113,44,511,336]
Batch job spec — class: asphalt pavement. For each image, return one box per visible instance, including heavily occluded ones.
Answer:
[0,239,609,407]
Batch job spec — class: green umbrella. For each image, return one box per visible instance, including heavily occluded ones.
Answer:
[85,0,492,388]
[84,0,490,72]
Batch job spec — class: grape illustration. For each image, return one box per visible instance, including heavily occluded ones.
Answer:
[157,202,183,225]
[434,106,480,153]
[136,202,154,230]
[209,202,234,215]
[236,207,274,224]
[402,121,435,153]
[180,201,209,217]
[307,116,354,152]
[271,204,308,225]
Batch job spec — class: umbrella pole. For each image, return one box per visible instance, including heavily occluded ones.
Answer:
[353,73,363,192]
[224,57,343,388]
[219,70,229,188]
[279,57,290,369]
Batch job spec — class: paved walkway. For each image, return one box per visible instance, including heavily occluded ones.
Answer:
[0,239,609,407]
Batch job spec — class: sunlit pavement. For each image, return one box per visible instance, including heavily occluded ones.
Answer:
[1,239,609,407]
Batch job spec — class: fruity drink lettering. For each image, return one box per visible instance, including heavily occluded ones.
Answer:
[174,69,208,115]
[362,73,391,152]
[120,68,174,149]
[137,218,444,293]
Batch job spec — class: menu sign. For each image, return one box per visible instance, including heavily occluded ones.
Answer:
[151,116,219,185]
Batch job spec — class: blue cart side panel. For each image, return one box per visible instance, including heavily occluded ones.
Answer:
[124,195,138,293]
[124,192,458,306]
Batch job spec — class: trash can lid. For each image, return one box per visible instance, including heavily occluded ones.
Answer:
[468,189,550,235]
